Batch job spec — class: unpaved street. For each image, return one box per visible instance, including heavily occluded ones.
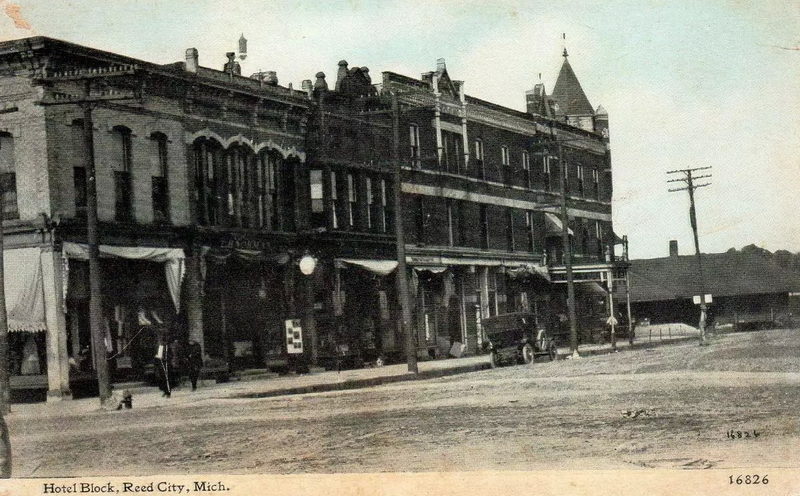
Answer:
[8,329,800,477]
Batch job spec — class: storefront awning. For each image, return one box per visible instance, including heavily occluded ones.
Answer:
[412,265,448,274]
[204,247,290,265]
[336,258,398,275]
[545,212,573,236]
[505,263,551,282]
[4,248,47,333]
[63,242,186,313]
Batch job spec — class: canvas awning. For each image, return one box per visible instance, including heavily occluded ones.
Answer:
[545,212,573,236]
[4,247,47,333]
[505,263,551,281]
[63,242,186,313]
[412,265,448,274]
[204,247,290,265]
[336,259,398,276]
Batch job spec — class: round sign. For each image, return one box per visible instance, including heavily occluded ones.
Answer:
[299,254,317,276]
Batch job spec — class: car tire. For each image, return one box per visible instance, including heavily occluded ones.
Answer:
[548,341,557,361]
[521,343,535,365]
[489,351,500,369]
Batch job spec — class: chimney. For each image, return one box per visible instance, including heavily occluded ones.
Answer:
[669,240,678,257]
[313,72,328,96]
[436,57,446,73]
[335,60,348,91]
[185,48,199,73]
[301,79,313,98]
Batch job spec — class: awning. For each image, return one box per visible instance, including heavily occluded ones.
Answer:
[63,242,186,313]
[204,247,290,265]
[505,263,551,281]
[4,248,47,333]
[412,265,448,274]
[336,258,398,276]
[545,212,573,236]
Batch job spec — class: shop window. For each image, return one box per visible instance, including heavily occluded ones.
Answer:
[310,169,324,228]
[112,126,133,222]
[150,133,170,223]
[409,123,420,167]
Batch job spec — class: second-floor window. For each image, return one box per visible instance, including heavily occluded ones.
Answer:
[330,170,338,229]
[112,126,134,222]
[577,165,585,197]
[310,169,324,228]
[347,173,356,227]
[592,168,600,199]
[365,177,373,229]
[526,211,536,252]
[0,133,18,220]
[474,139,485,179]
[501,146,509,166]
[543,157,552,191]
[151,133,170,223]
[409,124,420,167]
[522,151,531,188]
[562,161,570,194]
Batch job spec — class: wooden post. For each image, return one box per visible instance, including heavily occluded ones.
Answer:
[0,174,9,414]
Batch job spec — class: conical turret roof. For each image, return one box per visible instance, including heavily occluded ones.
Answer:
[551,55,594,116]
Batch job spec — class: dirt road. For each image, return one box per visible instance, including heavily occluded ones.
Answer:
[8,328,800,477]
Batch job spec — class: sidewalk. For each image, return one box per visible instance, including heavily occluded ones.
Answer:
[6,332,696,420]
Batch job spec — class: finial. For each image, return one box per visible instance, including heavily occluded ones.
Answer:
[563,48,569,58]
[562,32,568,58]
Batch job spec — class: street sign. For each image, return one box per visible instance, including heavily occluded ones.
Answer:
[285,319,304,354]
[693,294,713,305]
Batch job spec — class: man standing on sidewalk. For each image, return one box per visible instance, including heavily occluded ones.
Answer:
[186,339,203,391]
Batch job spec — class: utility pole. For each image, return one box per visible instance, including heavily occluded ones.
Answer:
[0,175,9,414]
[556,139,579,358]
[668,166,712,346]
[37,65,139,407]
[390,92,418,374]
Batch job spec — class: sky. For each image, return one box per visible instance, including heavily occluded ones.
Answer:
[1,0,798,259]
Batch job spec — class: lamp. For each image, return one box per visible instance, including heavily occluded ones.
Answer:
[298,253,317,276]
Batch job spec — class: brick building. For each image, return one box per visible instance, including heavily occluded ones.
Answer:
[0,37,629,401]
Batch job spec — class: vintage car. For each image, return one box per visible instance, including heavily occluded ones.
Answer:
[482,313,558,368]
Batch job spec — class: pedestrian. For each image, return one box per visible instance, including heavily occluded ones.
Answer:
[169,338,184,389]
[186,339,203,391]
[155,335,171,398]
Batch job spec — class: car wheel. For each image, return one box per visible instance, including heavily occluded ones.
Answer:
[489,351,500,369]
[548,341,557,361]
[521,343,535,365]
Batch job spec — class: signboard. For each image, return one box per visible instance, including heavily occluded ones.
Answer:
[285,319,304,354]
[692,294,713,305]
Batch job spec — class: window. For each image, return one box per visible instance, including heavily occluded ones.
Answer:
[310,169,324,228]
[151,133,170,223]
[592,168,600,199]
[447,201,454,246]
[525,211,536,252]
[73,167,87,218]
[347,173,356,227]
[543,157,552,191]
[330,170,338,229]
[0,133,17,220]
[442,131,462,174]
[365,177,373,229]
[506,208,514,251]
[409,124,420,167]
[379,179,388,233]
[522,151,531,188]
[562,161,570,194]
[595,220,604,259]
[112,126,133,222]
[264,152,279,229]
[501,146,509,166]
[474,139,485,179]
[577,165,585,197]
[480,204,489,249]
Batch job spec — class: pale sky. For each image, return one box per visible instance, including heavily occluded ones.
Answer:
[2,0,798,259]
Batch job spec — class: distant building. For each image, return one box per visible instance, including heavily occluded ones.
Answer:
[629,241,800,329]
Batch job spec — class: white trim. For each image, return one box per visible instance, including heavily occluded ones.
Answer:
[436,120,463,134]
[401,182,612,221]
[185,129,306,160]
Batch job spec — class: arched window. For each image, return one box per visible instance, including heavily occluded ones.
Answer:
[258,150,281,230]
[150,133,170,223]
[0,132,17,220]
[193,138,223,226]
[111,126,133,222]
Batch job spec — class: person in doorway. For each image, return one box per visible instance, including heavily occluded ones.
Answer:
[186,339,203,391]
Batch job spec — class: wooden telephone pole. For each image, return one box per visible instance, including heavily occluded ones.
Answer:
[37,65,139,406]
[668,166,712,345]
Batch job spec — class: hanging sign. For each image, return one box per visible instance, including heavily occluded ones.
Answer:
[285,319,304,354]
